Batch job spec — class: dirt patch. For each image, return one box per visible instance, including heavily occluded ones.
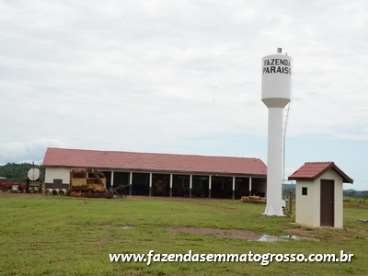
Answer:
[168,227,261,241]
[169,227,319,242]
[286,226,367,241]
[95,223,135,230]
[286,227,321,239]
[120,224,135,230]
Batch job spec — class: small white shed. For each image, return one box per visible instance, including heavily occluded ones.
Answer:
[289,162,353,228]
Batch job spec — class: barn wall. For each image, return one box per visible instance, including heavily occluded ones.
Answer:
[44,167,71,185]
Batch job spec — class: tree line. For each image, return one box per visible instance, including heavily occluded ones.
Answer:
[0,163,38,183]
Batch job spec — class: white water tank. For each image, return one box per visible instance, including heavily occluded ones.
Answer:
[262,48,291,108]
[262,48,292,216]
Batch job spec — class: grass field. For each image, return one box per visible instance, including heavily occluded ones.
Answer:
[0,194,367,275]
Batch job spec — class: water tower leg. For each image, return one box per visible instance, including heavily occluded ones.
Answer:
[264,107,284,216]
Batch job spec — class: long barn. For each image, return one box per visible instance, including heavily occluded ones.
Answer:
[42,147,267,199]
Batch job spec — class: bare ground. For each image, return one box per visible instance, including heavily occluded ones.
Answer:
[168,226,261,241]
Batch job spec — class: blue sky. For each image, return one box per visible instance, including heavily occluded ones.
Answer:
[0,0,367,190]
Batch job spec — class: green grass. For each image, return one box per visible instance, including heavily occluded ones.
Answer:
[344,197,368,209]
[0,194,367,275]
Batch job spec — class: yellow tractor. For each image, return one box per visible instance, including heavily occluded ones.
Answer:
[70,169,112,198]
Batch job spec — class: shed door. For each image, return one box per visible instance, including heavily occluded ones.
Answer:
[320,180,335,227]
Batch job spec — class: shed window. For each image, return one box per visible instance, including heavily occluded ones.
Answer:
[302,187,308,196]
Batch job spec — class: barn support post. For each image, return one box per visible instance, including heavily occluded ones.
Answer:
[249,176,253,196]
[129,171,133,195]
[208,175,212,199]
[111,171,114,190]
[149,172,152,197]
[189,175,192,198]
[232,176,236,199]
[169,174,173,197]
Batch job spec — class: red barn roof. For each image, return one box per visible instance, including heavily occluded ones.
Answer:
[43,147,267,177]
[288,162,353,183]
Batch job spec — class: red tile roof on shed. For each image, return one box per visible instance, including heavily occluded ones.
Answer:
[43,148,267,177]
[288,162,353,183]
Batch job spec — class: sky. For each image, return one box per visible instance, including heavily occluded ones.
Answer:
[0,0,367,190]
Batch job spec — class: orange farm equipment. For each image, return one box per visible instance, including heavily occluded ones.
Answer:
[69,169,112,198]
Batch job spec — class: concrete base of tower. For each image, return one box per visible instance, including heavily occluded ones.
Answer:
[264,204,284,216]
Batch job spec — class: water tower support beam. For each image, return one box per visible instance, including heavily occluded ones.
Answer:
[264,107,284,216]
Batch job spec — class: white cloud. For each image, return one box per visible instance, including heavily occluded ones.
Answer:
[0,138,65,164]
[0,0,367,164]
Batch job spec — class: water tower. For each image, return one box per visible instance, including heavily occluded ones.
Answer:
[262,48,292,216]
